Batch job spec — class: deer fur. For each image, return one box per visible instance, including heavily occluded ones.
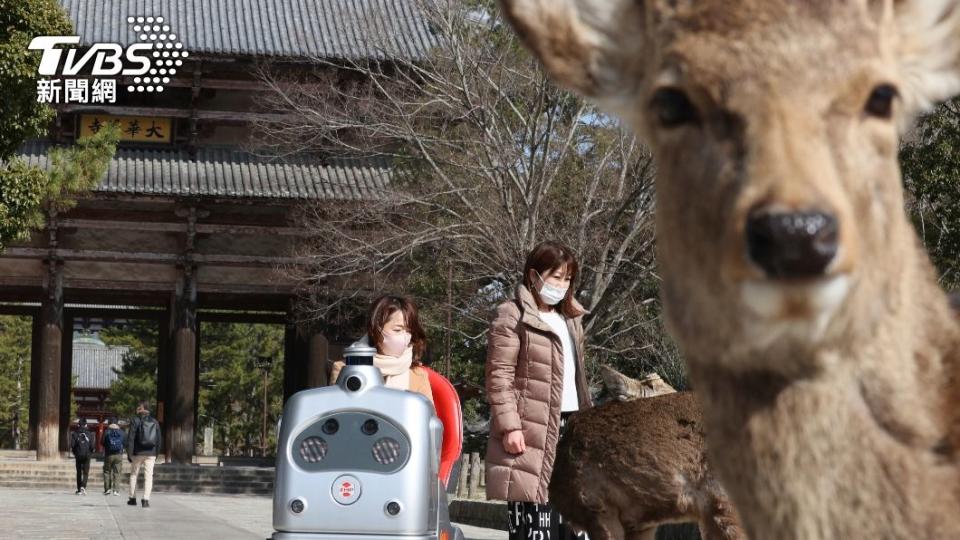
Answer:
[551,368,744,540]
[499,1,960,538]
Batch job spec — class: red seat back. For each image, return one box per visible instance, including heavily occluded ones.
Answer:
[422,366,463,488]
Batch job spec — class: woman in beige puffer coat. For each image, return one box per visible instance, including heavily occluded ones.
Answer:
[485,241,593,539]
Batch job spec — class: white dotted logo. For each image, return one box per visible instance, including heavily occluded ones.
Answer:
[125,16,189,93]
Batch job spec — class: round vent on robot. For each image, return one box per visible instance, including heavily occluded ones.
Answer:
[299,436,328,463]
[371,437,402,465]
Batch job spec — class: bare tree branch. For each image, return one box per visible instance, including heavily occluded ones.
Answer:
[256,0,681,384]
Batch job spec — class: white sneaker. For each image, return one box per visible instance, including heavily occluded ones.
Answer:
[113,490,119,496]
[80,488,86,495]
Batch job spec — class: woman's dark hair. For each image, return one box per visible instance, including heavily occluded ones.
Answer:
[522,241,582,318]
[366,295,428,365]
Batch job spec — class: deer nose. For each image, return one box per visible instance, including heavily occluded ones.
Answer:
[745,209,839,279]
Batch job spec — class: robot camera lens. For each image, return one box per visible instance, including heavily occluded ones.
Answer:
[386,501,401,516]
[361,419,379,435]
[322,418,339,434]
[290,499,305,514]
[346,376,362,391]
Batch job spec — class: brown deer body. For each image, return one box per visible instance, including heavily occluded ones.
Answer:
[551,389,744,540]
[498,1,960,538]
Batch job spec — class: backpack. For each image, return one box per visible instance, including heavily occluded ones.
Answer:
[72,431,91,458]
[136,417,159,450]
[105,429,124,453]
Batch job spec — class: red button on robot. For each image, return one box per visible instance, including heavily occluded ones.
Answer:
[331,474,361,505]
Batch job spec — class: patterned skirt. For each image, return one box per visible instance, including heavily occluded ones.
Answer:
[507,501,588,540]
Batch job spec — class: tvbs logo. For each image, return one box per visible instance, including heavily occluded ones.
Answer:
[29,16,189,104]
[30,36,153,77]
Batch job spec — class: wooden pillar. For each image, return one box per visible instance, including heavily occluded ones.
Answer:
[283,324,305,403]
[283,319,341,400]
[283,326,293,403]
[306,332,329,388]
[58,313,74,452]
[193,318,201,457]
[168,267,198,464]
[36,262,64,461]
[156,314,170,462]
[28,315,41,451]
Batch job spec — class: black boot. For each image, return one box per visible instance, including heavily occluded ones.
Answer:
[141,499,150,508]
[127,497,137,506]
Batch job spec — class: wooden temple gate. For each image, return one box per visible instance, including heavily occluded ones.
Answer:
[0,189,369,462]
[0,0,433,461]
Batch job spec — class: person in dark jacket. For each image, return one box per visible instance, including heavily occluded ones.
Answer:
[127,401,161,508]
[69,418,95,495]
[101,417,125,496]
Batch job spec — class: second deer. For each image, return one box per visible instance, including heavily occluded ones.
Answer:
[551,367,744,540]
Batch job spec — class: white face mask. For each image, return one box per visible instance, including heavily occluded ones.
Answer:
[537,272,569,306]
[381,331,411,357]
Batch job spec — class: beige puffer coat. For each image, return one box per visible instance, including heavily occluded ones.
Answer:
[484,285,593,503]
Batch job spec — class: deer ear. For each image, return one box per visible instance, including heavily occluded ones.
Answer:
[498,0,650,99]
[894,0,960,112]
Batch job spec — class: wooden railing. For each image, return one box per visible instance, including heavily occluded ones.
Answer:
[452,452,486,499]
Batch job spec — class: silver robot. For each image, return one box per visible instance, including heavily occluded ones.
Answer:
[272,343,464,540]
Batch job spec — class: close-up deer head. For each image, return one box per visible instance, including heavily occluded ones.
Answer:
[500,1,960,538]
[500,0,960,370]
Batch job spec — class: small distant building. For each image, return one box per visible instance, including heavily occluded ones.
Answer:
[71,333,128,424]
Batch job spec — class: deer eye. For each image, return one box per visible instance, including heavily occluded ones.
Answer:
[864,84,898,119]
[651,88,700,128]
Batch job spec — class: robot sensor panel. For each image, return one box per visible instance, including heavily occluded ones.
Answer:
[292,412,411,473]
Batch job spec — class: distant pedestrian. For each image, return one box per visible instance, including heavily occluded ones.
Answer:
[101,417,125,496]
[127,401,161,508]
[69,418,94,495]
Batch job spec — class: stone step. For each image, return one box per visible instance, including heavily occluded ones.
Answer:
[0,450,36,459]
[0,460,273,467]
[0,481,274,495]
[150,486,274,495]
[0,460,85,470]
[0,472,273,480]
[0,475,274,488]
[0,474,273,486]
[0,457,280,497]
[0,470,273,481]
[0,467,99,473]
[0,469,273,484]
[0,465,272,471]
[0,463,273,474]
[0,473,275,484]
[0,458,280,497]
[0,453,262,464]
